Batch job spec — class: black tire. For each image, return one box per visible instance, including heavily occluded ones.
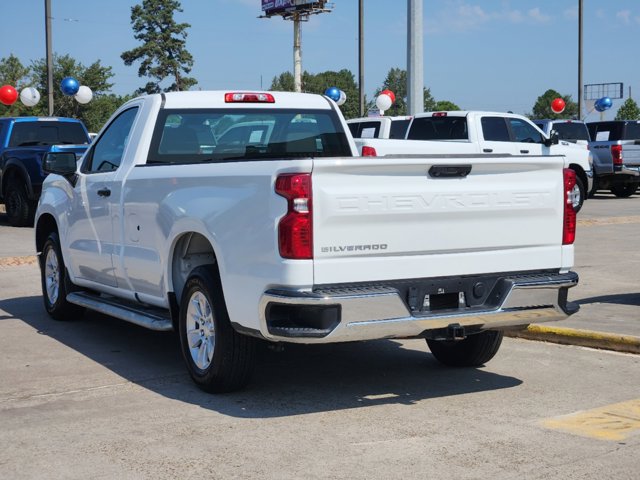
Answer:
[5,181,33,227]
[179,265,255,393]
[40,232,84,320]
[572,174,585,213]
[587,172,598,198]
[426,330,504,367]
[610,183,638,198]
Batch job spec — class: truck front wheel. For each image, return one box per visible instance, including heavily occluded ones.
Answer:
[179,266,255,393]
[5,182,33,227]
[40,232,84,320]
[426,330,503,367]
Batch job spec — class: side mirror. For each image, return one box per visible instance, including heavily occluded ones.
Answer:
[43,152,77,175]
[544,130,560,147]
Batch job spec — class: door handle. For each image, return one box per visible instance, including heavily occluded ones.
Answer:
[97,188,111,197]
[483,148,493,153]
[520,150,530,154]
[429,165,472,178]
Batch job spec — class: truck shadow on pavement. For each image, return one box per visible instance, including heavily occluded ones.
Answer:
[577,292,640,306]
[1,295,523,418]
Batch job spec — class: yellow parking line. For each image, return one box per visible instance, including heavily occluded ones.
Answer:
[543,399,640,441]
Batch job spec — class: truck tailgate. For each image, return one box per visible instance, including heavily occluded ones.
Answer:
[622,143,640,167]
[312,155,566,285]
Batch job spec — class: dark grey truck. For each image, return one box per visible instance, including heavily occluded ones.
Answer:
[587,121,640,197]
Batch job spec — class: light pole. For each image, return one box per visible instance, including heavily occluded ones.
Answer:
[359,0,364,116]
[45,0,54,116]
[578,0,583,119]
[407,0,423,115]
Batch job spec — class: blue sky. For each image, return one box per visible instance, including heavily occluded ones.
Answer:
[2,0,639,120]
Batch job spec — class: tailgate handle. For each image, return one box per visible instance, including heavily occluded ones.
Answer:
[429,165,472,178]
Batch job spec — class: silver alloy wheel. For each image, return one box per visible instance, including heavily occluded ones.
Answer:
[570,183,581,209]
[44,248,60,305]
[186,291,216,370]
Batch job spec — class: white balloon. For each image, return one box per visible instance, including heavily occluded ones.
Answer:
[336,90,347,106]
[74,85,93,104]
[375,93,392,112]
[20,87,40,107]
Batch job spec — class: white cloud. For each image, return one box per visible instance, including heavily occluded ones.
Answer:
[527,8,550,23]
[617,10,632,24]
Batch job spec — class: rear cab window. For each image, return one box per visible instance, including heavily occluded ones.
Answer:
[9,121,89,147]
[552,122,591,142]
[147,108,352,164]
[389,119,411,139]
[407,116,468,140]
[348,120,381,139]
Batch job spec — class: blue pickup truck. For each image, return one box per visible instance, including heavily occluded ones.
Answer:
[0,117,90,226]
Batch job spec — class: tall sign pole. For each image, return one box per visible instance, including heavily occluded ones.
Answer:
[407,0,423,115]
[45,0,54,116]
[358,0,364,116]
[578,0,583,119]
[293,13,302,92]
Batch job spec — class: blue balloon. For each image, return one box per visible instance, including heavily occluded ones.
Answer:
[594,99,604,112]
[600,97,613,110]
[324,86,341,102]
[60,77,80,96]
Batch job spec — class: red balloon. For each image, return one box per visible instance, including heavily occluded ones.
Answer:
[381,89,396,104]
[551,97,566,114]
[0,85,18,106]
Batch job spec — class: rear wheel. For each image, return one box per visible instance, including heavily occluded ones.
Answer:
[40,232,84,320]
[426,330,504,367]
[610,183,638,198]
[178,265,255,393]
[5,181,33,227]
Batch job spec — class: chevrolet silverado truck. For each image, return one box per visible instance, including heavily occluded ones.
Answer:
[0,117,90,226]
[35,91,579,392]
[587,120,640,197]
[356,111,593,212]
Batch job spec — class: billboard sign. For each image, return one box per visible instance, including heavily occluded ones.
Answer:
[262,0,325,15]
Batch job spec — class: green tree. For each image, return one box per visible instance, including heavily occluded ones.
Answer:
[121,0,196,94]
[0,55,31,117]
[529,89,578,119]
[615,98,640,120]
[269,69,360,119]
[433,100,461,111]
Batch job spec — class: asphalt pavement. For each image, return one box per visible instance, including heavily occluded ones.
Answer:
[1,193,639,352]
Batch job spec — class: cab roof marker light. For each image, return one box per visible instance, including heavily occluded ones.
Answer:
[225,92,275,103]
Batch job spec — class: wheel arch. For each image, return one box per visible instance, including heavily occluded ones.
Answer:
[169,231,221,309]
[1,161,33,198]
[569,163,587,190]
[35,213,59,255]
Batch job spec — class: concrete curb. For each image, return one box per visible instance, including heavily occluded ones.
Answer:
[505,325,640,355]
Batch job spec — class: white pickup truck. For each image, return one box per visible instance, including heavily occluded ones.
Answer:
[35,91,579,392]
[356,111,594,212]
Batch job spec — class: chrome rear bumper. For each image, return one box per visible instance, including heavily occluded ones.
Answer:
[259,272,579,344]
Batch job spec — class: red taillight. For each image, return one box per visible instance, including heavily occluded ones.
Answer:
[611,144,623,165]
[224,92,275,103]
[432,112,447,117]
[361,146,377,157]
[563,168,577,245]
[275,173,312,259]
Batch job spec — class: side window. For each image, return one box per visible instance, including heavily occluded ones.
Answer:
[509,118,544,143]
[84,107,138,173]
[481,117,510,141]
